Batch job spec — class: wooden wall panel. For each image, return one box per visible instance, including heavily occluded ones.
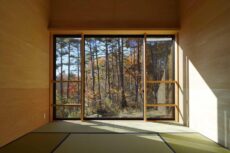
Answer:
[0,89,49,146]
[179,0,230,149]
[50,0,180,29]
[0,0,50,147]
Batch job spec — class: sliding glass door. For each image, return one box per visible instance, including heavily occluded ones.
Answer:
[53,34,175,120]
[53,35,82,119]
[145,36,175,119]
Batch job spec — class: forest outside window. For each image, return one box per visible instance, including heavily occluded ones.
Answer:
[53,34,176,120]
[53,35,82,119]
[84,35,144,119]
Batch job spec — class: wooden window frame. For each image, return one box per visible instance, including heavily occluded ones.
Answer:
[49,29,179,122]
[52,34,82,120]
[144,35,177,121]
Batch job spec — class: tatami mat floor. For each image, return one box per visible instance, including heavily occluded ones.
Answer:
[0,121,229,153]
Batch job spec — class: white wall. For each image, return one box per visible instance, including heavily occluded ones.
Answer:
[179,0,230,148]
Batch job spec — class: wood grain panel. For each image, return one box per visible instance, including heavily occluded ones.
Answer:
[50,0,180,29]
[0,0,50,89]
[0,0,50,147]
[0,88,49,147]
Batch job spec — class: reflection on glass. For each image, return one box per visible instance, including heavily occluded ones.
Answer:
[146,36,175,120]
[147,107,174,119]
[146,83,174,104]
[85,37,144,118]
[56,106,81,118]
[146,37,174,81]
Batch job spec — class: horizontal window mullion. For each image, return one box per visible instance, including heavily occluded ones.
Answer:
[52,80,81,83]
[53,104,81,107]
[146,104,177,107]
[146,80,177,84]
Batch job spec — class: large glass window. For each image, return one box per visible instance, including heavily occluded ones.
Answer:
[53,34,175,120]
[84,36,144,119]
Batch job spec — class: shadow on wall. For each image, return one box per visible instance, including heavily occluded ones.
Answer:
[178,45,230,149]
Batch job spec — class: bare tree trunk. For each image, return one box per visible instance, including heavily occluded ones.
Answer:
[77,44,80,94]
[60,44,63,103]
[105,39,111,99]
[118,38,127,109]
[136,40,141,108]
[105,39,108,94]
[111,49,115,102]
[89,42,95,102]
[149,44,159,110]
[115,42,120,103]
[67,42,71,101]
[134,46,138,107]
[129,49,132,90]
[95,45,102,109]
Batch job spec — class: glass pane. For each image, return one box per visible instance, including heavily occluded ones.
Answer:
[146,83,174,104]
[146,37,174,81]
[147,107,174,119]
[54,36,82,119]
[55,82,81,105]
[55,37,81,81]
[55,106,81,118]
[85,37,144,118]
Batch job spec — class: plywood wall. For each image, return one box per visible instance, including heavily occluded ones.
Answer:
[0,0,50,147]
[179,0,230,148]
[50,0,179,29]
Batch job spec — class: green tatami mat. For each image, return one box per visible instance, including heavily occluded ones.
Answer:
[54,134,173,153]
[160,133,230,153]
[34,121,118,133]
[0,133,67,153]
[35,121,152,133]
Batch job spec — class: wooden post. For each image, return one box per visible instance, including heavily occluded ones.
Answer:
[143,33,147,121]
[80,33,85,121]
[175,33,179,122]
[49,32,53,122]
